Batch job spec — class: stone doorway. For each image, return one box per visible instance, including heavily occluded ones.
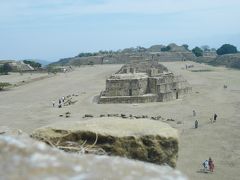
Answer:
[129,89,132,96]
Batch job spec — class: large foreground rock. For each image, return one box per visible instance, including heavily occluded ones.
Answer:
[0,126,186,180]
[31,117,179,167]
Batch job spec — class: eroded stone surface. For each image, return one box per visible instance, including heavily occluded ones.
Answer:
[31,117,179,167]
[0,126,187,180]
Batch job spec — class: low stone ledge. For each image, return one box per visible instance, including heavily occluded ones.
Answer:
[31,117,179,168]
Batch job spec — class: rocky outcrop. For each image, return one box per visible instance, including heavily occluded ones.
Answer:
[0,126,186,180]
[31,117,179,167]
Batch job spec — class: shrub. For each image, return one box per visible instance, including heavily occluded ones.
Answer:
[0,82,11,90]
[216,44,238,55]
[182,44,189,51]
[1,63,12,75]
[23,60,41,68]
[192,47,203,57]
[161,46,171,52]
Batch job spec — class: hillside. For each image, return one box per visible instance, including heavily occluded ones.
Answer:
[194,53,240,69]
[209,53,240,69]
[49,44,195,66]
[49,43,240,70]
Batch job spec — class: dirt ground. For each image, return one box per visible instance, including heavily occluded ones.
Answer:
[0,62,239,180]
[0,72,50,85]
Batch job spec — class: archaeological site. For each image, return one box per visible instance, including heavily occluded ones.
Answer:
[99,61,192,103]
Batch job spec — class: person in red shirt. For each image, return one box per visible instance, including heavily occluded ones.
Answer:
[208,157,215,172]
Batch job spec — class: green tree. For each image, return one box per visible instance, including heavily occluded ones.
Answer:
[23,60,41,68]
[216,44,238,55]
[161,46,171,52]
[2,63,12,75]
[182,44,189,50]
[192,47,203,57]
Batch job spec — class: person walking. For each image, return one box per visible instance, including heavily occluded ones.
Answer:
[214,113,218,122]
[193,110,196,117]
[203,159,209,172]
[208,157,214,172]
[58,98,62,108]
[210,117,213,124]
[52,100,55,107]
[195,120,198,129]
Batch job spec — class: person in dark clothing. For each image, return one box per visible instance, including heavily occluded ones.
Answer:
[195,120,198,128]
[214,114,218,122]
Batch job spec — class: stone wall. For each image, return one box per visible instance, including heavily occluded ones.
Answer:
[98,62,192,104]
[105,78,148,96]
[99,94,157,104]
[31,118,179,168]
[158,92,174,102]
[118,61,168,74]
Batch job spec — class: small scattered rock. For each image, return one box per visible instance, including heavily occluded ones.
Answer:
[121,114,127,118]
[107,114,119,117]
[134,116,142,119]
[84,114,94,118]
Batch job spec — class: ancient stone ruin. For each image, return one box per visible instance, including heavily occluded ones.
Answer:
[99,61,192,103]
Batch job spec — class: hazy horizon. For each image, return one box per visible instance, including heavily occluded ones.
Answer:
[0,0,240,62]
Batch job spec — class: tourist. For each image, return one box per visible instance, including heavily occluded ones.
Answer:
[195,120,198,129]
[214,113,218,122]
[62,96,65,103]
[193,110,196,117]
[208,157,214,172]
[203,159,209,172]
[52,100,55,107]
[210,117,213,124]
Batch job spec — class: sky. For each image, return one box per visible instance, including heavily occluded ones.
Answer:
[0,0,240,62]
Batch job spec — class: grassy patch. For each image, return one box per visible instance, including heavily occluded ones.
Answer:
[0,82,11,91]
